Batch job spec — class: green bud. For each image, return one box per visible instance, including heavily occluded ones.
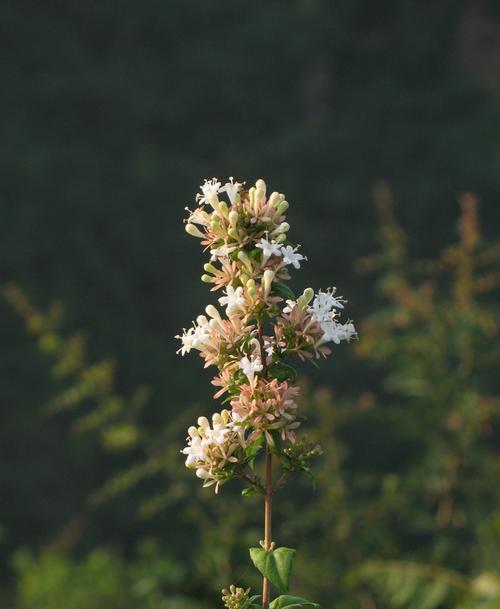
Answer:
[229,210,239,228]
[201,274,213,283]
[298,287,314,311]
[203,263,218,274]
[228,227,239,240]
[185,223,205,239]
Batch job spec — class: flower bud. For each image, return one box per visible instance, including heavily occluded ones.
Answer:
[248,186,255,205]
[275,233,287,244]
[205,304,221,320]
[196,315,208,326]
[212,412,222,425]
[188,426,198,438]
[263,269,275,296]
[228,227,240,240]
[207,193,221,213]
[228,210,239,229]
[185,223,205,239]
[298,287,314,311]
[268,191,281,207]
[203,263,218,274]
[201,274,214,283]
[237,250,253,272]
[196,468,210,479]
[197,416,209,429]
[270,222,290,236]
[273,200,289,219]
[246,278,256,298]
[221,409,230,423]
[255,178,266,193]
[218,201,229,218]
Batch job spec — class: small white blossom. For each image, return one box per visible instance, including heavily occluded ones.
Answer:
[175,315,212,355]
[221,177,242,204]
[197,178,222,205]
[256,238,283,263]
[210,243,237,261]
[218,285,246,316]
[280,245,306,269]
[238,355,263,383]
[310,287,344,317]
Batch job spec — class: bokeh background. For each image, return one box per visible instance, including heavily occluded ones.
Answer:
[2,2,500,608]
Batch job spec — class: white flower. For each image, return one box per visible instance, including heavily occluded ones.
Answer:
[310,287,344,318]
[282,299,297,314]
[182,435,206,466]
[317,320,357,345]
[210,243,237,261]
[181,410,246,492]
[218,285,246,316]
[175,315,212,355]
[238,354,263,383]
[187,206,211,227]
[256,238,283,263]
[280,245,306,269]
[221,177,242,204]
[197,178,222,205]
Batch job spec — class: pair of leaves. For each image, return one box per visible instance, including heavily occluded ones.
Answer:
[249,547,296,593]
[270,596,321,609]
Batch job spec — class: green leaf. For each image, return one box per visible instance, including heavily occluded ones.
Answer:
[249,547,296,593]
[272,283,296,301]
[242,486,259,497]
[269,595,321,609]
[268,362,298,383]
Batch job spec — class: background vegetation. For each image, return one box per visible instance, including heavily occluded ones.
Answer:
[2,1,500,607]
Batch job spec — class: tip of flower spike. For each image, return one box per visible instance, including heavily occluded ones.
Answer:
[255,178,266,192]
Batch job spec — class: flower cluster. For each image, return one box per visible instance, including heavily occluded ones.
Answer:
[182,410,246,492]
[177,178,356,492]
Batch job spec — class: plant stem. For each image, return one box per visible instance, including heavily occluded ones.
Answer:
[262,444,273,608]
[257,320,273,609]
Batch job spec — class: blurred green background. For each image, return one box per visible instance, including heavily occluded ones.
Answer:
[2,1,500,608]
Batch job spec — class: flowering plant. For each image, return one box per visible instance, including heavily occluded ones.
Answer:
[177,178,356,609]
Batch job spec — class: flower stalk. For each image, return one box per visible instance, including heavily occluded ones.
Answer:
[176,177,356,607]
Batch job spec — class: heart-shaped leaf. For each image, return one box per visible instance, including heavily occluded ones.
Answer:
[249,547,296,593]
[269,595,321,609]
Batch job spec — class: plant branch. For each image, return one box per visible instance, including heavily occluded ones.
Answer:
[258,320,273,609]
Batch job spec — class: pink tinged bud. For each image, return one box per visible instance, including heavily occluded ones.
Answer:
[185,223,205,239]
